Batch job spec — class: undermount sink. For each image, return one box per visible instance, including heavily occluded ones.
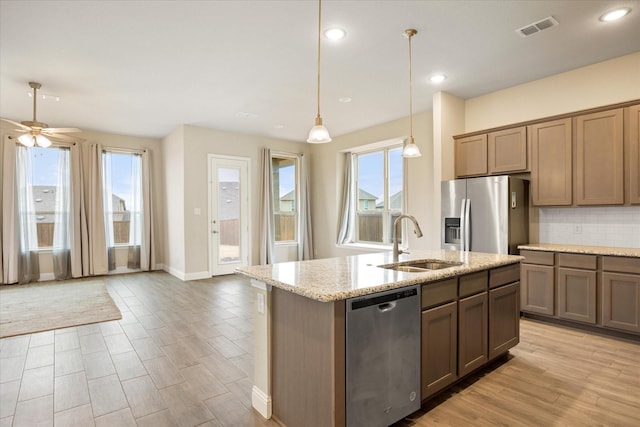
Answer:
[379,259,463,272]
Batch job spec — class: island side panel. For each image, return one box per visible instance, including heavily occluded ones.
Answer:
[272,287,346,427]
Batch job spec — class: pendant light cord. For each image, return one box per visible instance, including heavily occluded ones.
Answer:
[408,31,413,140]
[316,0,322,120]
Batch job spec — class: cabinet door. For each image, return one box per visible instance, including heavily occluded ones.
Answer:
[557,268,596,324]
[458,292,488,377]
[602,272,640,334]
[629,105,640,204]
[520,264,555,316]
[421,302,458,398]
[529,119,572,206]
[576,109,624,205]
[489,282,520,359]
[488,127,527,174]
[455,134,487,177]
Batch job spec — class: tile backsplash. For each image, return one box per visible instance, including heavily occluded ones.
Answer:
[538,206,640,248]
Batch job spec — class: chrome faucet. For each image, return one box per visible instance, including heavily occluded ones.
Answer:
[393,214,423,262]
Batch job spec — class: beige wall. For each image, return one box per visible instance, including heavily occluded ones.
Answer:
[310,111,438,260]
[162,124,309,279]
[465,52,640,132]
[162,126,186,276]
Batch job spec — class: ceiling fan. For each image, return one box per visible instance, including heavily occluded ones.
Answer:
[1,81,82,148]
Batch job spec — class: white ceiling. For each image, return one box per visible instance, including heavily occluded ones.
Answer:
[1,0,639,142]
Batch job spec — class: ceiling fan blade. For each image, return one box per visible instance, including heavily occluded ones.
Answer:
[46,133,84,142]
[1,117,31,131]
[42,127,82,133]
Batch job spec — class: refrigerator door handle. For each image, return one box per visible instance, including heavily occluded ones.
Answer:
[459,198,466,251]
[464,198,471,251]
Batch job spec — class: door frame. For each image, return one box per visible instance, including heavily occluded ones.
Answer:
[207,154,251,276]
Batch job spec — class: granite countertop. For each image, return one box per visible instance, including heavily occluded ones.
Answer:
[518,243,640,258]
[235,250,523,302]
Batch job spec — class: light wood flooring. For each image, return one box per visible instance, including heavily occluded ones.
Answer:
[1,271,639,426]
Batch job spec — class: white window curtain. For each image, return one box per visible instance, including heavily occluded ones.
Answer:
[102,152,116,271]
[87,144,109,275]
[337,152,355,245]
[298,153,314,261]
[259,147,276,265]
[52,147,71,280]
[16,146,40,283]
[127,153,143,269]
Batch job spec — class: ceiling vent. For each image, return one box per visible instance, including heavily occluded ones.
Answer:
[516,16,559,37]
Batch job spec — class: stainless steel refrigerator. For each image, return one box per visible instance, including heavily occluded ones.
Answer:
[441,176,529,254]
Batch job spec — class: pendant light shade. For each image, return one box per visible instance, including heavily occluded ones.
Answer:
[307,0,331,144]
[402,29,421,158]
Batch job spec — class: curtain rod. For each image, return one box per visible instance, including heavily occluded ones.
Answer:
[99,145,147,154]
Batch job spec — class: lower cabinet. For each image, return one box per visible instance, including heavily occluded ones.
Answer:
[421,301,457,399]
[421,265,521,401]
[557,267,596,324]
[602,272,640,334]
[458,292,488,376]
[520,263,555,315]
[489,282,520,359]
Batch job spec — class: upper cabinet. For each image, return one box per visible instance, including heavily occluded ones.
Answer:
[529,119,572,206]
[454,127,528,178]
[575,109,624,205]
[629,105,640,204]
[455,134,487,177]
[488,127,528,174]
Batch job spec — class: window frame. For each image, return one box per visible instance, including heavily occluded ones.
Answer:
[351,141,405,247]
[101,148,143,248]
[19,143,73,251]
[271,152,300,246]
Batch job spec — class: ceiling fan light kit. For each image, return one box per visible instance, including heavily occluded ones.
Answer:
[1,81,82,148]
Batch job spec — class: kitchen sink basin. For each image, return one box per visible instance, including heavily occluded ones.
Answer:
[379,259,463,272]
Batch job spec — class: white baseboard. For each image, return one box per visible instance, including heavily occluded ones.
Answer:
[251,386,272,419]
[39,273,55,281]
[162,265,209,282]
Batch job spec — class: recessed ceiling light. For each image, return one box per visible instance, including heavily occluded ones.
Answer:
[338,97,352,103]
[324,28,346,41]
[600,7,631,21]
[429,74,447,83]
[236,111,259,119]
[273,124,285,129]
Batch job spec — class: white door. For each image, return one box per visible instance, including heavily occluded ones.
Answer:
[208,155,250,276]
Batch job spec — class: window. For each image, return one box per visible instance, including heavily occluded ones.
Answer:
[102,151,142,246]
[354,145,403,244]
[272,155,298,242]
[21,146,70,249]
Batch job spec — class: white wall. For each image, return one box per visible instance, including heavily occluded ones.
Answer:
[310,111,437,260]
[162,125,186,277]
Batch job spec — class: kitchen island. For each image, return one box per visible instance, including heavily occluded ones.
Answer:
[235,249,523,427]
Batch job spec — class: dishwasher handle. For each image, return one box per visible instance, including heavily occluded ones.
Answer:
[378,302,396,312]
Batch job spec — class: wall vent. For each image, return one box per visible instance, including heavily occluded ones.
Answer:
[516,16,559,37]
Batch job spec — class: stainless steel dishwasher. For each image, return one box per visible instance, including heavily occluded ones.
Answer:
[346,286,421,427]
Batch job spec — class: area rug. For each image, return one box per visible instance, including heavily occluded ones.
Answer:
[0,280,122,338]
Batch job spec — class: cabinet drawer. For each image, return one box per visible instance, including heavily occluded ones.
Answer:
[558,253,597,270]
[422,278,457,309]
[489,264,520,289]
[521,250,554,266]
[459,271,488,298]
[602,256,640,274]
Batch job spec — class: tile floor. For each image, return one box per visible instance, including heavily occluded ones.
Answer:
[0,271,277,427]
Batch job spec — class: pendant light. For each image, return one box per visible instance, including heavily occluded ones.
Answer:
[307,0,332,143]
[402,29,422,158]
